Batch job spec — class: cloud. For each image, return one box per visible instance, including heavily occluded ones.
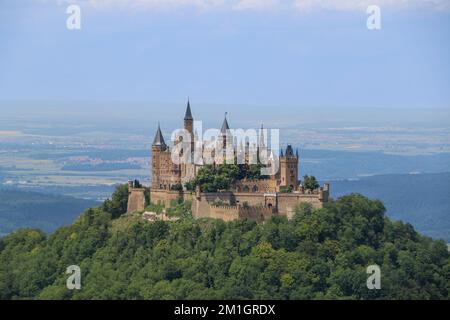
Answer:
[293,0,450,12]
[232,0,279,11]
[37,0,450,12]
[50,0,226,10]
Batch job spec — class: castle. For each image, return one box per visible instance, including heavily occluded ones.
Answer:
[127,101,330,222]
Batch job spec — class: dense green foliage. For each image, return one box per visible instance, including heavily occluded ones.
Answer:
[166,201,192,219]
[0,188,448,300]
[101,184,129,219]
[279,186,293,193]
[303,175,320,191]
[188,163,268,192]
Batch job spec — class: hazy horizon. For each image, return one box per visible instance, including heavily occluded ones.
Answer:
[1,1,449,108]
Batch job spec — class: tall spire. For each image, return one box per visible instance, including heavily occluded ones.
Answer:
[152,122,167,148]
[184,98,193,120]
[221,112,230,134]
[259,123,265,148]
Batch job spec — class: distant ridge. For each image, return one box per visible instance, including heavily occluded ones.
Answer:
[332,172,450,241]
[0,189,99,235]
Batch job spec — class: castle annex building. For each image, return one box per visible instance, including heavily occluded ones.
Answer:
[128,101,330,222]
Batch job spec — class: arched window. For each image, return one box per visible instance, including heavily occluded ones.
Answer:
[243,186,250,192]
[252,185,258,192]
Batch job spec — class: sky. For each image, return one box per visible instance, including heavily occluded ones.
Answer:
[0,0,449,110]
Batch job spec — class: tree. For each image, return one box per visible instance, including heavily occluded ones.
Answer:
[170,184,183,191]
[191,164,239,192]
[279,186,293,193]
[102,184,129,219]
[303,175,320,191]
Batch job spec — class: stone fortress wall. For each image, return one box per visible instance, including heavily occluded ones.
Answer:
[189,183,329,222]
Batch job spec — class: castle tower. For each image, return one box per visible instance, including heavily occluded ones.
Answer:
[184,98,194,136]
[278,144,299,191]
[221,113,230,139]
[182,98,195,158]
[219,113,232,163]
[181,99,196,184]
[259,123,266,149]
[151,123,167,189]
[258,123,267,164]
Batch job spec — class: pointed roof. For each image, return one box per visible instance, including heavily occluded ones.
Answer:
[184,99,193,120]
[221,112,230,134]
[285,145,294,157]
[259,123,265,148]
[152,123,167,147]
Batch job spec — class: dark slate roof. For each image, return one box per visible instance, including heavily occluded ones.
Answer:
[285,145,294,157]
[184,99,193,120]
[152,123,167,147]
[221,114,230,134]
[259,123,265,147]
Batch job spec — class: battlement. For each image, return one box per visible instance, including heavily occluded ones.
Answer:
[205,203,275,222]
[210,205,239,211]
[238,205,275,222]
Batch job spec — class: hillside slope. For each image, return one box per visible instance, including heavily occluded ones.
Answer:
[0,190,448,300]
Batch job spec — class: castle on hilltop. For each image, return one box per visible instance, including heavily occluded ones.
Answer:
[127,100,329,222]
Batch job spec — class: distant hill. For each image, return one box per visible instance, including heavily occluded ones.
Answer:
[0,189,99,236]
[61,162,141,171]
[332,172,450,241]
[300,150,450,180]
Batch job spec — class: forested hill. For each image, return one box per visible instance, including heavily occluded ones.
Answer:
[0,186,449,300]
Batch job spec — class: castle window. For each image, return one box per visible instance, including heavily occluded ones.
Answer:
[243,186,250,192]
[252,185,258,192]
